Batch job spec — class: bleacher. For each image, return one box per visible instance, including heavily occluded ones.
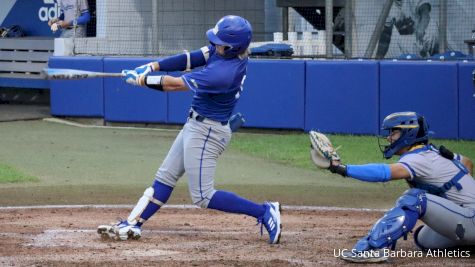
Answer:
[0,37,53,89]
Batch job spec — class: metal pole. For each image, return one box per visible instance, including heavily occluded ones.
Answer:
[282,7,289,41]
[152,0,159,55]
[439,0,447,53]
[344,0,353,58]
[364,0,394,58]
[325,0,333,58]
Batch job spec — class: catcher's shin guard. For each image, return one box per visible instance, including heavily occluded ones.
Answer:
[354,189,426,251]
[127,180,173,226]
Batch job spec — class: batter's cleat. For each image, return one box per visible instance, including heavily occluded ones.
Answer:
[339,249,388,263]
[97,220,141,241]
[258,202,282,244]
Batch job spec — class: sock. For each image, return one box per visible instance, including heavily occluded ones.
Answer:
[207,190,266,218]
[137,180,173,226]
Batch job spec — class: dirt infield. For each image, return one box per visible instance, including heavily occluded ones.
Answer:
[0,207,473,266]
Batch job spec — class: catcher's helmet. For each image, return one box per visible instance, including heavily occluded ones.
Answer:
[379,111,429,159]
[206,15,252,58]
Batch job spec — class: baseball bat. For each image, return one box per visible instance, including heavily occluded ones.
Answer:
[43,68,125,80]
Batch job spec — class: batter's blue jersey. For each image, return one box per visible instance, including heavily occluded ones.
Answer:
[182,45,248,122]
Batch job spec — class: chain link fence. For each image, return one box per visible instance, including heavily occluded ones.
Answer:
[72,0,475,60]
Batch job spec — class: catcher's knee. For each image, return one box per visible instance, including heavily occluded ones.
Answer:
[395,188,427,216]
[190,188,216,209]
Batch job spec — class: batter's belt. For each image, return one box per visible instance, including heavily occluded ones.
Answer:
[189,109,228,126]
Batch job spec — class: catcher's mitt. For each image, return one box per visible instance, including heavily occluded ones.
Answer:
[309,130,341,169]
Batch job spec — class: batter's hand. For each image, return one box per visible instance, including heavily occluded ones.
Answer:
[134,62,159,76]
[122,70,146,86]
[48,18,59,27]
[50,20,70,32]
[50,23,59,32]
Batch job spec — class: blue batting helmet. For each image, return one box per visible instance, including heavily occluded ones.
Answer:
[379,111,429,159]
[206,15,253,58]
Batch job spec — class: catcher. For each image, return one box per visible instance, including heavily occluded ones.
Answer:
[310,111,475,263]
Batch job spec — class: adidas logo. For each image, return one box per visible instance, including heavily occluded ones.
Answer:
[267,218,275,230]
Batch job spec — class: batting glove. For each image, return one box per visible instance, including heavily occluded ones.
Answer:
[122,70,146,86]
[134,62,159,76]
[50,23,60,32]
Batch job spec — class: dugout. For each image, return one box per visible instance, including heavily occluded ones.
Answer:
[0,0,96,91]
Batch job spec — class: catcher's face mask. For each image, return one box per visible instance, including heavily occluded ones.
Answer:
[378,128,401,157]
[378,111,429,159]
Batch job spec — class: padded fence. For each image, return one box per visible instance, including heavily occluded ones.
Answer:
[379,61,459,139]
[49,56,104,116]
[235,60,306,129]
[305,60,379,134]
[457,62,475,140]
[48,57,475,139]
[103,58,167,123]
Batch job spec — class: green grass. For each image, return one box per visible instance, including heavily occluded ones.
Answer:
[0,162,39,183]
[230,131,475,169]
[0,120,474,207]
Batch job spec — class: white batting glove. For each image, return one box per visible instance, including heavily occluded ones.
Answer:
[122,70,146,86]
[51,23,59,32]
[134,62,158,76]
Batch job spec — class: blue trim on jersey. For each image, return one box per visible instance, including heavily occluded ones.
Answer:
[346,164,391,182]
[402,144,469,198]
[400,145,431,159]
[182,77,196,92]
[427,198,475,219]
[399,162,416,177]
[199,127,212,199]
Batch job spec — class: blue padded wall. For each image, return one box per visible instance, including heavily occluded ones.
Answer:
[49,56,104,116]
[458,62,475,140]
[167,71,193,124]
[305,60,379,134]
[235,60,305,129]
[380,61,458,139]
[103,58,167,123]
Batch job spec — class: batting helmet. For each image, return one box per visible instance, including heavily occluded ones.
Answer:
[206,15,252,58]
[379,111,429,159]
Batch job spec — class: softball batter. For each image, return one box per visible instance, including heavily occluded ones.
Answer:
[97,15,281,245]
